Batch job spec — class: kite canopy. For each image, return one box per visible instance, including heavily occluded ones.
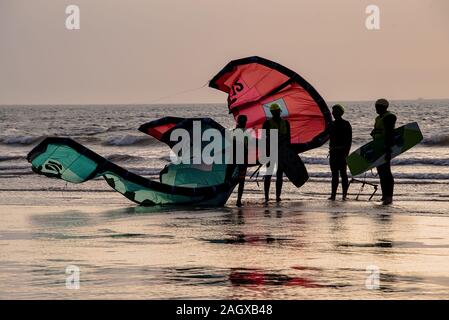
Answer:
[27,117,240,206]
[209,56,331,152]
[139,117,233,187]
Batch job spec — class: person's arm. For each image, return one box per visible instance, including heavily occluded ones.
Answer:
[243,134,249,165]
[383,114,397,160]
[346,122,352,154]
[370,120,376,137]
[262,121,270,157]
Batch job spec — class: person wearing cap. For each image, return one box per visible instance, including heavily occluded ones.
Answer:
[262,103,291,203]
[328,104,352,201]
[371,98,397,205]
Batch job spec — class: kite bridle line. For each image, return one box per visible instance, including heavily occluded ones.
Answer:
[145,81,209,104]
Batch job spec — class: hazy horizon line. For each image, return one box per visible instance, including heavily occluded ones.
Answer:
[1,97,448,107]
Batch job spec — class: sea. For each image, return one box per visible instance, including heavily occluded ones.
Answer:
[1,100,449,299]
[1,101,448,194]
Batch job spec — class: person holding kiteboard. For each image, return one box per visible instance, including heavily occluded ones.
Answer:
[371,98,397,205]
[328,104,352,201]
[263,103,291,203]
[234,115,249,207]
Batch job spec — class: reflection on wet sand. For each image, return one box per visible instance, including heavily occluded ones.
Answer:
[200,234,292,245]
[2,202,449,299]
[229,268,322,288]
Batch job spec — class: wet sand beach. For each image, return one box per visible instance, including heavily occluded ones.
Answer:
[1,180,449,299]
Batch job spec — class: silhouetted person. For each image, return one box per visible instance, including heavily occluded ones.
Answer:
[371,98,396,205]
[263,103,291,203]
[235,115,248,207]
[328,104,352,201]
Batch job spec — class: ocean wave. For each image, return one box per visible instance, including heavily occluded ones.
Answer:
[0,155,26,162]
[0,135,43,145]
[422,134,449,146]
[355,172,449,181]
[159,155,171,162]
[0,171,34,177]
[105,154,145,162]
[76,125,131,136]
[76,136,102,144]
[0,166,160,178]
[305,171,449,181]
[105,125,132,133]
[0,165,30,171]
[302,157,449,167]
[103,135,158,146]
[302,157,328,165]
[0,133,161,147]
[127,167,162,176]
[392,157,449,166]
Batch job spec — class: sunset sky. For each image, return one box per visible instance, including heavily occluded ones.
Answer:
[1,0,448,104]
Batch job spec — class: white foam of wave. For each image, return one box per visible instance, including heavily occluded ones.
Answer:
[0,135,43,145]
[103,135,154,146]
[392,157,449,166]
[0,155,26,162]
[306,171,449,181]
[0,134,159,147]
[423,134,449,146]
[302,156,449,166]
[0,165,30,171]
[126,167,162,176]
[105,154,145,162]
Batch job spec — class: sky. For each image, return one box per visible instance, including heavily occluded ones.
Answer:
[0,0,448,104]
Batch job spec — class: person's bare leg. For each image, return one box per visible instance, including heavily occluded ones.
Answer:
[264,175,271,204]
[236,179,244,207]
[276,169,283,202]
[329,168,338,200]
[341,166,349,200]
[329,159,338,200]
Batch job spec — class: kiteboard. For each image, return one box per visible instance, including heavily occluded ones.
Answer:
[346,122,423,176]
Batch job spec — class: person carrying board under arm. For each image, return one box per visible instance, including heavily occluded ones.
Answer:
[371,98,397,205]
